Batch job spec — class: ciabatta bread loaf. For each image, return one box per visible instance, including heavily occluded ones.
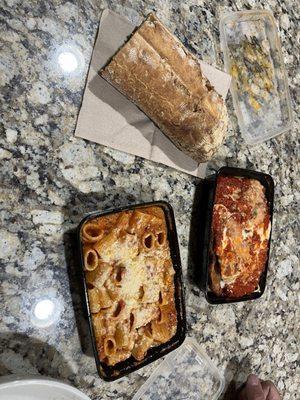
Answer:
[100,13,228,163]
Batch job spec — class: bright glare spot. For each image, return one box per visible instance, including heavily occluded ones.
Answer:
[58,51,78,73]
[34,299,55,320]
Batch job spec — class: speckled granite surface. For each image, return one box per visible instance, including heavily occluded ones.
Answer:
[0,0,299,399]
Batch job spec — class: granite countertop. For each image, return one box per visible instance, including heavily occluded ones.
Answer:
[0,0,299,399]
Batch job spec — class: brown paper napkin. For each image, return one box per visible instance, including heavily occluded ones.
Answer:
[75,9,231,178]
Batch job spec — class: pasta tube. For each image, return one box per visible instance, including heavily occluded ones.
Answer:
[88,287,101,313]
[155,230,167,247]
[83,247,98,271]
[142,232,155,251]
[103,336,117,356]
[131,333,153,361]
[85,262,112,289]
[151,321,172,343]
[82,222,103,243]
[115,322,130,348]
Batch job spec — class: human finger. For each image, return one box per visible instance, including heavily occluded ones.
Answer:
[242,374,266,400]
[261,380,281,400]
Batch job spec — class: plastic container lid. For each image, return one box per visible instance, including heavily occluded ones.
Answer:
[220,10,293,145]
[132,338,224,400]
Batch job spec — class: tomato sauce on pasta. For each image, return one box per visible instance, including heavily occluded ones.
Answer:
[81,206,177,366]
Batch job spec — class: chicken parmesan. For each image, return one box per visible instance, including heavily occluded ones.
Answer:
[209,176,271,298]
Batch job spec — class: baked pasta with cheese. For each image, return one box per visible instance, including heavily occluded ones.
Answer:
[81,206,177,366]
[209,176,271,298]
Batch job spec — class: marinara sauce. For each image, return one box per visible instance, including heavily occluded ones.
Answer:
[210,176,270,298]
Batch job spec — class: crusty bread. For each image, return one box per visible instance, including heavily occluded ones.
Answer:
[100,13,228,163]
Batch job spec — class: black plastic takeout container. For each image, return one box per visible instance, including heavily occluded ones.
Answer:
[77,201,186,381]
[199,166,274,304]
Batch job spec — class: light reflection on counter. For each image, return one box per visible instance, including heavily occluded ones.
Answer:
[58,51,79,73]
[31,297,61,328]
[34,299,55,320]
[54,43,85,76]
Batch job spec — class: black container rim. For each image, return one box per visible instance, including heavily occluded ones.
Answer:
[203,166,275,304]
[77,200,186,381]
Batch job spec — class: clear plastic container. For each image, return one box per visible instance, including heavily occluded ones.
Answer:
[220,10,293,145]
[132,338,225,400]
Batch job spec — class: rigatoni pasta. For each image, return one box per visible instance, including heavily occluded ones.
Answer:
[83,247,98,271]
[81,206,177,366]
[82,222,104,243]
[85,263,112,289]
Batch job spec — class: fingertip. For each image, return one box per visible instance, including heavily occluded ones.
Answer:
[261,379,281,398]
[245,375,265,400]
[263,380,273,386]
[247,374,261,386]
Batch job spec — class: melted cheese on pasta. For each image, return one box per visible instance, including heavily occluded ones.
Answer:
[119,258,146,300]
[96,232,139,264]
[81,207,177,366]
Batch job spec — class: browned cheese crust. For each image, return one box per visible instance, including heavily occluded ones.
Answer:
[100,13,228,163]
